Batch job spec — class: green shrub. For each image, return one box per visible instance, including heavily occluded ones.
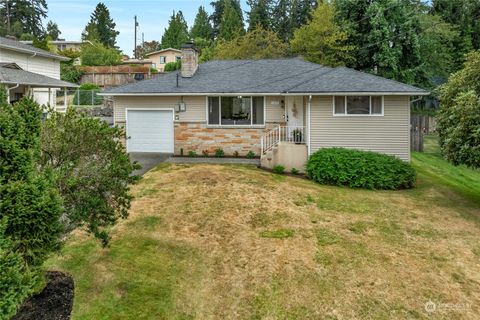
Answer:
[272,165,285,174]
[291,168,299,175]
[188,150,197,158]
[0,221,37,319]
[246,151,256,159]
[0,96,63,266]
[306,148,416,190]
[215,148,225,158]
[80,42,122,66]
[164,60,181,72]
[72,83,102,106]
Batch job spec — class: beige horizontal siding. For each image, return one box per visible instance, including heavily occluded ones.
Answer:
[114,96,206,123]
[309,96,410,161]
[115,95,285,124]
[265,95,285,122]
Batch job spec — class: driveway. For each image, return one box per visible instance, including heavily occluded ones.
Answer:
[130,153,171,175]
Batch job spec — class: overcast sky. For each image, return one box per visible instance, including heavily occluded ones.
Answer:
[46,0,249,56]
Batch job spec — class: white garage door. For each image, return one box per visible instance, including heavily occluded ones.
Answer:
[126,109,174,153]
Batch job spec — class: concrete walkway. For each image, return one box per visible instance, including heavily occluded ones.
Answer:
[166,157,260,166]
[130,153,172,175]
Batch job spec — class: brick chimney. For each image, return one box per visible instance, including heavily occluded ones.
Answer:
[180,41,198,78]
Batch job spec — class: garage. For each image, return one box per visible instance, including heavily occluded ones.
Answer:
[126,109,174,153]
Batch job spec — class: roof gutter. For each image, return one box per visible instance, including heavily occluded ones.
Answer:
[98,91,431,97]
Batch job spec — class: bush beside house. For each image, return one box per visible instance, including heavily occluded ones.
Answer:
[306,148,416,190]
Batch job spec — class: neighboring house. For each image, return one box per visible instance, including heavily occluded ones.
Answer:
[101,43,428,171]
[145,48,181,72]
[0,36,78,108]
[20,40,84,53]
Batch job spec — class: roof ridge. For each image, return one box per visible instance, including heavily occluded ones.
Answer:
[337,67,428,92]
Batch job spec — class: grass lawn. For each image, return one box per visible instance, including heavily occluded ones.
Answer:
[46,137,480,319]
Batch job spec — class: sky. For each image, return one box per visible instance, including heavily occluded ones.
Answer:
[46,0,248,56]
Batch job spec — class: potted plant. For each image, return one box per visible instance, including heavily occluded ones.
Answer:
[292,129,303,144]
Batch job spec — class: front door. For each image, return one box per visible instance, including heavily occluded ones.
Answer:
[286,96,304,127]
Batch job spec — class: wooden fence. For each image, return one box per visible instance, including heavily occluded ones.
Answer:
[411,115,437,152]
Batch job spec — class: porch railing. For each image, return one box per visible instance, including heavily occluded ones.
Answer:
[261,126,306,155]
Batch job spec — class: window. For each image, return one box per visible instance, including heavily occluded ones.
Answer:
[333,96,383,116]
[160,56,166,64]
[208,96,265,126]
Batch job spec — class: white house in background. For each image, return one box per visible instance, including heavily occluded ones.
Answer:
[0,36,78,108]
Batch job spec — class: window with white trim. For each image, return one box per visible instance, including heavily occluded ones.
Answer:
[334,96,384,116]
[160,56,166,64]
[208,96,265,126]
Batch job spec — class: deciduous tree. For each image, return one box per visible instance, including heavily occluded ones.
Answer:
[215,26,289,59]
[437,51,480,168]
[291,2,353,67]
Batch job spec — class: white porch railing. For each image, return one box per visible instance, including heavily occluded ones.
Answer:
[261,126,306,154]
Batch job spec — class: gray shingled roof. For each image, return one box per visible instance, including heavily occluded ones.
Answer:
[0,36,69,61]
[103,58,429,95]
[0,65,78,88]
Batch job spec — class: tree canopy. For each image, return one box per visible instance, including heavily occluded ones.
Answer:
[46,20,61,40]
[291,2,353,67]
[191,6,213,40]
[218,0,245,41]
[214,26,289,59]
[161,11,189,49]
[82,2,119,48]
[437,51,480,168]
[0,0,48,37]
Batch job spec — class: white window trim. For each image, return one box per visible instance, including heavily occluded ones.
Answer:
[206,96,266,127]
[333,96,384,117]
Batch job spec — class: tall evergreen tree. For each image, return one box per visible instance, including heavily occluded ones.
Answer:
[82,2,119,48]
[46,20,61,40]
[335,0,428,87]
[247,0,271,31]
[291,0,316,30]
[190,6,213,40]
[271,0,292,41]
[431,0,480,67]
[218,0,245,41]
[161,11,189,49]
[0,0,47,37]
[210,0,244,39]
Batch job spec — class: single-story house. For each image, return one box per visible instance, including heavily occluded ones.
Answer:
[145,48,182,72]
[101,43,429,170]
[0,36,78,108]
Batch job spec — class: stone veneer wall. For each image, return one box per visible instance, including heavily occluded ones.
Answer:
[174,122,281,156]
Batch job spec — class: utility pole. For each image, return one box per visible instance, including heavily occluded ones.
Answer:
[142,32,145,59]
[134,15,139,59]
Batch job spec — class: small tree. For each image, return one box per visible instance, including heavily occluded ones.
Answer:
[81,42,122,66]
[161,11,189,49]
[214,26,290,59]
[82,2,120,48]
[40,109,140,245]
[438,50,480,168]
[290,2,353,67]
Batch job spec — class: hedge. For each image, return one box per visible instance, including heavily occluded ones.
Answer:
[306,148,416,190]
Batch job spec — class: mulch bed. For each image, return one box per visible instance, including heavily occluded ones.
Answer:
[13,271,74,320]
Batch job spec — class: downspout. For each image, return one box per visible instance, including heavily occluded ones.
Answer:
[307,95,312,156]
[7,83,20,103]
